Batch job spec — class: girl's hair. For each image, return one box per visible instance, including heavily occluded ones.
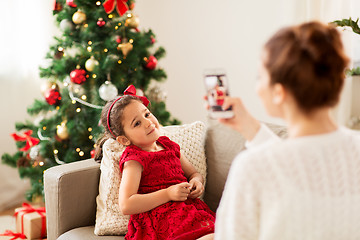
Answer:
[94,95,142,162]
[263,21,349,113]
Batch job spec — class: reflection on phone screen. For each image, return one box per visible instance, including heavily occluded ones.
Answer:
[204,74,229,111]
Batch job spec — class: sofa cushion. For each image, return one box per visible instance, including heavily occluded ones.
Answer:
[58,226,124,240]
[204,120,288,212]
[204,120,247,212]
[94,121,207,235]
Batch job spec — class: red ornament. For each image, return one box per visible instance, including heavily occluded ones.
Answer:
[97,18,106,27]
[70,69,87,84]
[44,88,61,105]
[90,149,96,158]
[66,0,77,7]
[115,35,122,43]
[150,36,156,44]
[144,56,157,70]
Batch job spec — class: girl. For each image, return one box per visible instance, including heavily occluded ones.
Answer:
[213,21,360,239]
[95,85,215,240]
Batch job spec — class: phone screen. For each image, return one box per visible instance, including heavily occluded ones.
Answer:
[204,72,233,118]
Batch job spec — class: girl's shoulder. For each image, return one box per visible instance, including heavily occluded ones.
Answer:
[119,145,147,172]
[158,136,180,150]
[157,136,180,156]
[120,145,143,160]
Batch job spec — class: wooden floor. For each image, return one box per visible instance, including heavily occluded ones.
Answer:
[0,205,18,239]
[0,204,47,240]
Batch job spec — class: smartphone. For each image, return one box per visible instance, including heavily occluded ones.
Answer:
[204,69,234,119]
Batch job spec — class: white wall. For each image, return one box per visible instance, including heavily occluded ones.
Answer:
[0,0,358,209]
[135,0,358,124]
[136,0,297,125]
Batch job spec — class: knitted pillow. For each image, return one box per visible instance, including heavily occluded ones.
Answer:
[94,121,207,236]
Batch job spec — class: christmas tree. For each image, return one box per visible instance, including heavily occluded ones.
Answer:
[1,0,180,202]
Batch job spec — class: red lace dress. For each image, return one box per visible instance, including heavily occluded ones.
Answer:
[119,136,215,240]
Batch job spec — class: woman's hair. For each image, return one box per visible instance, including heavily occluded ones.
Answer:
[94,95,141,162]
[263,21,350,113]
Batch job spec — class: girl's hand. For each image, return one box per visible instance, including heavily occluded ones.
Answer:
[188,179,204,199]
[219,97,261,141]
[167,182,191,201]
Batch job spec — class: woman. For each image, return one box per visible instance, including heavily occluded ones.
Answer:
[214,21,360,239]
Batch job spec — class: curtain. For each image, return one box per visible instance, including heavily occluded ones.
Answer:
[304,0,360,125]
[0,1,56,210]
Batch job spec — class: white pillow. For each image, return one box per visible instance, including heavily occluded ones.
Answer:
[94,121,207,236]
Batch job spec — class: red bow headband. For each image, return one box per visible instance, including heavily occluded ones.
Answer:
[107,85,149,137]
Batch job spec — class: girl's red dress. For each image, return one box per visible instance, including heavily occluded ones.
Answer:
[119,136,215,240]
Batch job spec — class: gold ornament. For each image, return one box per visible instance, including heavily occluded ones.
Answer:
[125,14,140,28]
[72,10,87,24]
[32,195,44,204]
[57,121,69,140]
[117,42,133,56]
[85,56,99,72]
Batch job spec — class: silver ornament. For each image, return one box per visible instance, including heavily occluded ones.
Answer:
[68,82,85,96]
[29,145,41,160]
[99,81,118,101]
[60,19,74,31]
[146,86,167,103]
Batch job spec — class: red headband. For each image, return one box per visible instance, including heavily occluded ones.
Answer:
[107,85,150,137]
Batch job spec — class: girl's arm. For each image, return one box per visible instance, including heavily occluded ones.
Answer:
[119,160,191,215]
[180,154,204,199]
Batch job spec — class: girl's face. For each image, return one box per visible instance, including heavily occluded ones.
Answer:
[120,100,161,149]
[256,51,283,118]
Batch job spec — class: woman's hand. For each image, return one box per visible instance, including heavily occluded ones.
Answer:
[188,178,204,199]
[218,97,261,141]
[166,182,191,201]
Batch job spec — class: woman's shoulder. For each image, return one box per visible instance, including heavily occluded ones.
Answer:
[340,126,360,138]
[233,137,307,176]
[235,127,360,170]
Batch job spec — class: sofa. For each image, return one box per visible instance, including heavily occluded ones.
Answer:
[44,120,287,240]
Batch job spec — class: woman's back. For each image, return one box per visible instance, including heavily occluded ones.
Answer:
[216,127,360,240]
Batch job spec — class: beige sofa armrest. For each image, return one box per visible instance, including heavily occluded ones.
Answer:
[44,159,100,240]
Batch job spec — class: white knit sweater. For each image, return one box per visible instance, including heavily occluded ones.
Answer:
[215,124,360,240]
